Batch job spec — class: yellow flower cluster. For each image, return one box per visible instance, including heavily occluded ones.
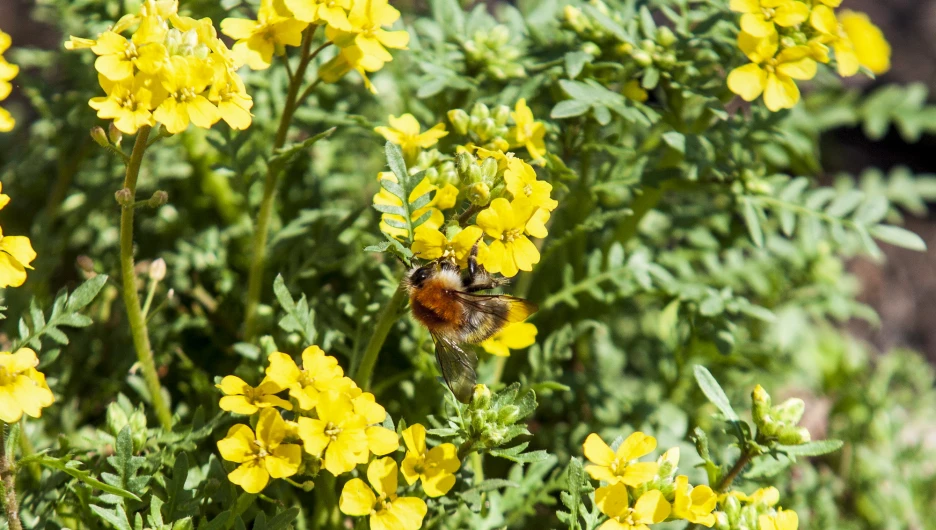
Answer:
[583,432,718,529]
[66,0,252,134]
[221,0,409,93]
[0,348,55,423]
[0,183,37,288]
[0,29,18,132]
[723,487,800,530]
[727,0,890,111]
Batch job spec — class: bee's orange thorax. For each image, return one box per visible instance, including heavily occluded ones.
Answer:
[411,279,462,331]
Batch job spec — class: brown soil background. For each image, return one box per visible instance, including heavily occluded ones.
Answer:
[1,0,934,359]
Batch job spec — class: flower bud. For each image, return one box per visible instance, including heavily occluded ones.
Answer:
[497,405,520,425]
[656,26,677,47]
[129,408,147,452]
[481,426,505,447]
[467,164,483,185]
[725,494,742,523]
[108,122,123,145]
[477,117,496,139]
[471,102,490,121]
[615,42,633,55]
[148,190,169,208]
[423,167,440,184]
[492,105,511,127]
[774,397,806,425]
[448,109,470,135]
[149,258,167,282]
[752,384,772,426]
[777,426,811,445]
[439,161,458,186]
[455,152,475,177]
[480,157,498,182]
[657,447,679,477]
[632,50,653,67]
[91,126,110,147]
[468,182,491,206]
[115,188,134,207]
[640,39,656,52]
[470,384,492,409]
[714,511,730,530]
[106,402,129,436]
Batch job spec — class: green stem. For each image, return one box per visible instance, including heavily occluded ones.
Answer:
[0,425,23,530]
[141,277,158,320]
[120,126,172,430]
[490,356,508,386]
[715,447,753,492]
[353,283,406,391]
[244,27,318,342]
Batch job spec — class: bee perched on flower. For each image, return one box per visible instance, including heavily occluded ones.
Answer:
[66,0,253,134]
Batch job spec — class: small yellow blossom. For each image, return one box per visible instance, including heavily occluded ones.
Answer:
[412,225,487,267]
[285,0,353,30]
[91,30,167,81]
[88,74,159,134]
[759,508,799,530]
[583,432,659,486]
[400,423,461,497]
[0,30,19,132]
[347,389,401,457]
[154,56,220,134]
[504,157,558,211]
[340,457,428,530]
[216,408,301,493]
[216,375,291,415]
[0,187,37,288]
[595,483,671,530]
[508,98,547,161]
[809,6,858,76]
[727,31,817,112]
[0,348,54,423]
[476,197,549,277]
[726,486,780,506]
[672,475,717,526]
[375,114,448,165]
[209,66,254,130]
[729,0,809,38]
[220,0,308,70]
[839,10,890,75]
[265,346,353,411]
[481,322,537,357]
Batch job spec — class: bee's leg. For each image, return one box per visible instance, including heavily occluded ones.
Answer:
[464,240,508,292]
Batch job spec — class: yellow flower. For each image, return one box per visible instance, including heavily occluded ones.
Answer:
[296,389,398,475]
[623,80,648,102]
[839,10,890,75]
[375,114,448,165]
[374,172,447,241]
[326,0,409,72]
[209,66,253,130]
[285,0,353,31]
[727,32,817,112]
[504,157,558,211]
[808,6,856,75]
[481,322,537,357]
[339,457,428,530]
[0,191,37,287]
[0,348,54,423]
[759,508,799,530]
[508,98,546,161]
[729,0,809,38]
[265,346,353,411]
[90,30,168,81]
[400,423,461,497]
[583,432,659,486]
[595,483,671,530]
[153,56,220,134]
[0,30,19,132]
[216,408,301,493]
[476,197,549,278]
[672,475,717,527]
[216,375,291,415]
[725,486,780,506]
[220,0,308,70]
[412,225,487,267]
[89,74,158,134]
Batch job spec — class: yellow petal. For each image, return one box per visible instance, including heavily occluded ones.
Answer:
[840,10,890,74]
[595,482,629,518]
[220,18,259,40]
[256,407,286,447]
[583,433,615,466]
[265,352,301,387]
[633,489,671,524]
[727,63,767,102]
[228,460,269,493]
[617,431,656,461]
[367,456,399,497]
[809,5,838,35]
[217,424,257,463]
[217,375,249,395]
[0,387,23,423]
[219,395,259,415]
[297,417,329,456]
[339,478,376,516]
[772,1,809,27]
[0,252,28,287]
[366,426,400,455]
[737,30,778,63]
[763,73,800,111]
[621,462,659,486]
[776,56,817,80]
[422,472,456,497]
[401,452,422,485]
[386,496,427,528]
[402,423,427,455]
[352,392,386,424]
[0,236,36,268]
[265,444,301,478]
[10,348,39,372]
[729,0,759,13]
[740,14,774,38]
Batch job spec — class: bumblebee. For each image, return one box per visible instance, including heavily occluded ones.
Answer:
[404,243,537,403]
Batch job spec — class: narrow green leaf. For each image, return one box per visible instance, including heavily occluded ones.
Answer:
[778,439,844,456]
[742,198,764,247]
[870,224,927,251]
[272,274,296,313]
[693,365,739,421]
[66,274,109,311]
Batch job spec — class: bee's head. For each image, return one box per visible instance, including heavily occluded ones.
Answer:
[407,262,437,288]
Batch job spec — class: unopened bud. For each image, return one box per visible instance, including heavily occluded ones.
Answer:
[657,26,676,47]
[149,258,167,282]
[752,384,772,420]
[658,447,679,476]
[724,494,742,522]
[300,481,315,492]
[108,122,123,145]
[447,109,470,135]
[467,164,483,184]
[455,152,475,177]
[497,404,520,424]
[439,161,458,186]
[470,384,492,409]
[148,190,168,208]
[468,182,491,206]
[423,167,439,183]
[632,50,653,67]
[115,188,133,207]
[105,402,129,436]
[583,42,601,57]
[492,105,511,127]
[471,102,490,121]
[481,427,505,447]
[777,426,811,445]
[91,126,109,147]
[477,117,496,139]
[774,398,806,426]
[480,157,498,183]
[129,408,147,452]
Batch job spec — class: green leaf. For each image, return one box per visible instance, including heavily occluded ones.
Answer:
[18,454,141,501]
[778,439,844,456]
[272,274,296,313]
[741,198,764,247]
[693,365,739,421]
[551,100,591,119]
[870,224,927,251]
[565,51,591,79]
[66,274,109,311]
[91,504,133,530]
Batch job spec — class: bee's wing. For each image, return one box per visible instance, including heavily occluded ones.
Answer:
[449,291,539,343]
[432,333,477,404]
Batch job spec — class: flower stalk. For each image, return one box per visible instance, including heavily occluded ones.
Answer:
[244,26,325,341]
[353,283,407,390]
[120,125,172,430]
[0,425,23,530]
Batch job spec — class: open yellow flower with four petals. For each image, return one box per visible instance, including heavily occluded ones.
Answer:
[216,408,301,494]
[727,31,817,112]
[583,432,659,486]
[400,423,461,497]
[729,0,809,38]
[595,483,671,530]
[0,348,55,423]
[216,375,291,415]
[340,457,428,530]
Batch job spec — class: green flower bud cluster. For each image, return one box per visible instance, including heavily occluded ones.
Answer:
[414,149,459,188]
[447,102,512,151]
[461,383,537,452]
[714,488,786,530]
[106,399,148,453]
[752,385,811,445]
[454,152,506,206]
[463,25,526,80]
[632,37,677,70]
